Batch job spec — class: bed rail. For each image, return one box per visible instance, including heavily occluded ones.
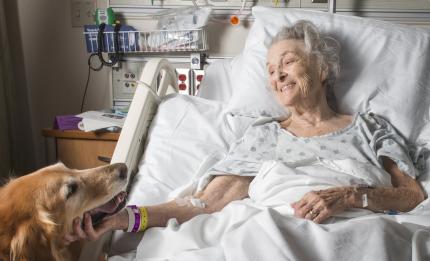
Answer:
[111,58,177,179]
[78,58,178,261]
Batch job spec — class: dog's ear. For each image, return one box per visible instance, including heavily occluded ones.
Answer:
[10,220,54,261]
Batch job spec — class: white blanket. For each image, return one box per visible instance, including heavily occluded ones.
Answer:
[111,160,430,261]
[108,95,256,255]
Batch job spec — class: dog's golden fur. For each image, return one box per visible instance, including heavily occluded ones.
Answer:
[0,162,128,261]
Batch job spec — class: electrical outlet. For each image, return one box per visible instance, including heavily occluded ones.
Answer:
[176,68,192,95]
[193,69,205,95]
[71,0,96,27]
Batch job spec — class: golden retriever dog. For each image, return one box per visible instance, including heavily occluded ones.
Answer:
[0,162,128,261]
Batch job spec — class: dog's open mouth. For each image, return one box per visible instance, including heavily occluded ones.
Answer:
[87,191,127,227]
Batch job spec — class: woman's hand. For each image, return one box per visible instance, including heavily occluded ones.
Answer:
[63,209,129,245]
[291,187,356,224]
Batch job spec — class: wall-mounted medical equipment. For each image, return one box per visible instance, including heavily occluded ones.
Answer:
[83,7,211,54]
[111,60,205,109]
[84,24,140,53]
[81,5,211,113]
[84,28,207,53]
[112,61,146,109]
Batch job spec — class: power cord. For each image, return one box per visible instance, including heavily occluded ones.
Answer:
[80,54,100,112]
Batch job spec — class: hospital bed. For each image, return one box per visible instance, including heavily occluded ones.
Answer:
[80,6,430,261]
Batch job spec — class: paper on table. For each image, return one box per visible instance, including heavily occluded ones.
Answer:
[76,111,125,132]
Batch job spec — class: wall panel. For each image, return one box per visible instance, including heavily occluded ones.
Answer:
[110,0,430,57]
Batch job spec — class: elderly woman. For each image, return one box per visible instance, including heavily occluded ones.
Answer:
[66,20,425,243]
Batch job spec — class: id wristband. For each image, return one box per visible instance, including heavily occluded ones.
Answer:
[139,207,148,232]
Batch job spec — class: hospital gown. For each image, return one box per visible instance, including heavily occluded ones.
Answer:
[208,112,419,180]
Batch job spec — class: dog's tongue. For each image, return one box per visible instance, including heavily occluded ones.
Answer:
[90,191,127,214]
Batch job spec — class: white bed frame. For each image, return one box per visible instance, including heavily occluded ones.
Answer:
[78,58,178,261]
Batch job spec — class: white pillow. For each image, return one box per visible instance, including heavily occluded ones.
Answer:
[197,58,234,103]
[227,53,289,118]
[226,7,430,144]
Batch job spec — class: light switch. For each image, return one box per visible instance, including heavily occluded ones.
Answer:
[71,0,96,27]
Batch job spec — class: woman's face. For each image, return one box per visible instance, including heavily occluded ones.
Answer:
[266,39,323,108]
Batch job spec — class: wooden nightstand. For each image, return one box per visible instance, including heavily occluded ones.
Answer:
[42,129,120,169]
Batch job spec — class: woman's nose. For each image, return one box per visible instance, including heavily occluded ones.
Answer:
[276,71,287,82]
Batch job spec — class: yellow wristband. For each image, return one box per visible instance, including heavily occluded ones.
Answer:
[138,207,148,232]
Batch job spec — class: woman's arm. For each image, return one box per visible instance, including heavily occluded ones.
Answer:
[64,175,253,243]
[291,157,426,224]
[351,157,426,212]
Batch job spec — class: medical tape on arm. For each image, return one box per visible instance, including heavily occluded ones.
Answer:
[354,184,373,208]
[362,193,369,208]
[175,196,206,208]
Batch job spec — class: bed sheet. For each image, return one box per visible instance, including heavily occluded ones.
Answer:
[110,156,430,261]
[109,94,255,255]
[111,207,430,261]
[109,94,430,260]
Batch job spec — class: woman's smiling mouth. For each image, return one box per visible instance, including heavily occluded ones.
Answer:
[280,82,296,92]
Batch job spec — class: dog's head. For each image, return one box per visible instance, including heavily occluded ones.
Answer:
[0,162,128,261]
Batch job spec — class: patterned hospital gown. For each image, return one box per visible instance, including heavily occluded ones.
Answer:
[208,112,419,179]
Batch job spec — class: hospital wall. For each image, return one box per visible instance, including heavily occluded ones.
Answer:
[3,0,430,172]
[4,0,110,173]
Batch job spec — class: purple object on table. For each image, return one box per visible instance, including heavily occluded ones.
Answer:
[53,115,82,130]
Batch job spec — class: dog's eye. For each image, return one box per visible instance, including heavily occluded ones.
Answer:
[66,182,78,199]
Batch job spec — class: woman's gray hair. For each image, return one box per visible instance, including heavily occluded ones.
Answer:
[271,20,340,94]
